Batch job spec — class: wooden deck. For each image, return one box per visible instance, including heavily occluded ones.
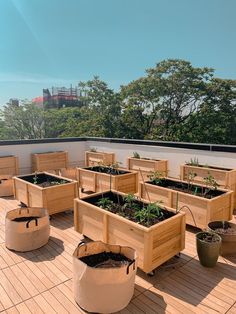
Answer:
[0,196,236,314]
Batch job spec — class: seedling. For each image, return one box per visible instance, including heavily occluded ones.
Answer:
[187,157,199,166]
[133,151,140,159]
[33,172,38,185]
[186,171,197,192]
[90,147,97,152]
[135,202,164,227]
[203,173,219,197]
[96,197,114,210]
[148,171,165,185]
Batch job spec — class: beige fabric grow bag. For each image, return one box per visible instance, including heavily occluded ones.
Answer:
[73,241,137,313]
[5,207,50,252]
[0,175,13,197]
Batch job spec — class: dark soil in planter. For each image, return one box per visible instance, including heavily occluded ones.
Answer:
[186,164,232,171]
[208,221,236,235]
[85,166,129,175]
[20,173,70,187]
[148,179,224,199]
[12,216,40,222]
[84,191,175,227]
[79,251,132,268]
[197,232,221,243]
[138,157,160,161]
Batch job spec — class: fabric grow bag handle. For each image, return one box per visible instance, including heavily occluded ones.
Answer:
[26,217,38,228]
[19,207,30,215]
[126,260,136,275]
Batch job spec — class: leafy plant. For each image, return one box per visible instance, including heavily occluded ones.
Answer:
[123,193,140,211]
[148,171,165,185]
[203,173,219,197]
[50,180,67,185]
[96,197,114,209]
[33,172,38,185]
[133,151,140,159]
[186,157,199,166]
[135,202,164,226]
[186,171,197,192]
[90,147,97,152]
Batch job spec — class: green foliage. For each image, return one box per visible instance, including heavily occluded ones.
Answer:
[96,197,114,209]
[203,173,219,196]
[148,171,165,185]
[187,157,199,166]
[133,152,140,158]
[135,202,164,226]
[90,147,97,152]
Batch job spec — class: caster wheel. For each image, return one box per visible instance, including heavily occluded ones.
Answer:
[175,253,181,258]
[147,270,155,277]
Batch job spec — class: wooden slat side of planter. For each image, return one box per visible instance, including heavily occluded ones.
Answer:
[32,151,68,172]
[127,157,168,181]
[139,181,233,229]
[77,168,138,194]
[85,151,115,167]
[13,172,78,215]
[74,194,185,273]
[0,156,19,175]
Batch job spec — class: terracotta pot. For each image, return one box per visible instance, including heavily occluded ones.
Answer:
[5,207,50,252]
[196,231,221,267]
[208,221,236,256]
[73,241,137,313]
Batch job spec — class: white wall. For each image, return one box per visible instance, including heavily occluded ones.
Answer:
[0,141,86,174]
[1,139,236,177]
[87,141,236,178]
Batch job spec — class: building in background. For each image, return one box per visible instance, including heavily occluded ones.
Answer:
[32,85,86,109]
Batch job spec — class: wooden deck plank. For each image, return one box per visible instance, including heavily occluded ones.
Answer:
[0,196,236,314]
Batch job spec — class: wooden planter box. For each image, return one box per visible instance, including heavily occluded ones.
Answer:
[127,157,168,181]
[0,155,19,175]
[180,164,236,208]
[139,178,234,229]
[13,172,78,215]
[77,167,138,194]
[32,151,68,172]
[74,191,185,274]
[85,151,115,167]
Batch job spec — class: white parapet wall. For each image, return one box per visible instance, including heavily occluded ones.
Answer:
[86,140,236,179]
[0,140,87,174]
[1,138,236,178]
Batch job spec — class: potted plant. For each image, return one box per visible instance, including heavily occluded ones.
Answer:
[208,220,236,256]
[139,172,233,229]
[196,231,222,267]
[74,190,185,274]
[32,151,68,172]
[85,149,115,167]
[127,152,168,181]
[77,163,138,194]
[13,172,78,215]
[180,157,236,208]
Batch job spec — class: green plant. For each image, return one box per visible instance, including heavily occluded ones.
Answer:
[122,193,140,211]
[90,147,97,152]
[33,172,38,185]
[203,173,219,197]
[187,157,199,166]
[148,171,165,185]
[135,202,164,226]
[133,151,140,159]
[50,180,67,186]
[186,171,197,192]
[96,197,114,209]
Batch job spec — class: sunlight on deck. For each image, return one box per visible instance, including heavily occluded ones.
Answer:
[0,197,236,314]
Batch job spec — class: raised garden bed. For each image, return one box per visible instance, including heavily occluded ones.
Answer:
[85,151,115,167]
[0,155,19,175]
[180,163,236,208]
[32,151,68,172]
[139,177,233,229]
[74,190,185,274]
[127,157,168,181]
[77,166,138,194]
[0,155,19,196]
[13,172,78,215]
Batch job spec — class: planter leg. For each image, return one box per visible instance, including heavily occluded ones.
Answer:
[147,270,155,277]
[20,202,27,208]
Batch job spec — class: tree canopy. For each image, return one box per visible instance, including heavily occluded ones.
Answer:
[1,59,236,145]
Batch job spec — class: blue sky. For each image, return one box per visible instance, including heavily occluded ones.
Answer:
[0,0,235,105]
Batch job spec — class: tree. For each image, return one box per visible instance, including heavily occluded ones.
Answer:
[1,101,45,139]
